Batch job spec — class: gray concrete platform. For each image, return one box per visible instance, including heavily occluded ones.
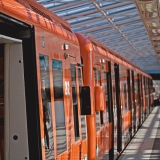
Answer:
[118,106,160,160]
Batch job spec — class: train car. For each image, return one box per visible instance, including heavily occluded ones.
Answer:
[0,0,154,160]
[0,0,89,160]
[76,33,153,160]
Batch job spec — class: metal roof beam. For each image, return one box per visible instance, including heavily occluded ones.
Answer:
[115,16,140,25]
[44,2,87,11]
[119,24,143,30]
[87,28,116,37]
[60,9,98,20]
[79,24,112,34]
[70,17,107,27]
[122,28,146,34]
[92,1,149,64]
[99,1,133,10]
[107,9,138,18]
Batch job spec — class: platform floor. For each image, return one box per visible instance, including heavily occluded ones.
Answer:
[118,106,160,160]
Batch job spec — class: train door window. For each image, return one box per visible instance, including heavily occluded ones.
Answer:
[98,70,101,86]
[124,83,128,111]
[98,70,104,125]
[39,54,54,159]
[70,64,80,141]
[94,68,100,131]
[120,84,124,114]
[130,75,133,108]
[52,59,67,155]
[78,68,86,140]
[96,111,100,131]
[135,77,138,107]
[140,76,143,111]
[104,73,109,124]
[112,84,116,112]
[94,68,97,86]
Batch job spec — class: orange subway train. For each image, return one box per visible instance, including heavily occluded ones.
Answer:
[0,0,154,160]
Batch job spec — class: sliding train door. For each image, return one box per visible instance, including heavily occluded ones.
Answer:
[0,35,29,160]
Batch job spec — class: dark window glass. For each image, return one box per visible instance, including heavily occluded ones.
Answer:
[100,111,103,125]
[78,68,86,140]
[39,54,54,159]
[71,64,80,141]
[52,59,67,155]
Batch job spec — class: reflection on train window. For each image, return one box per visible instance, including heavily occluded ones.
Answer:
[98,70,103,125]
[96,111,100,131]
[39,54,54,159]
[112,84,116,113]
[52,59,67,155]
[104,73,109,124]
[124,84,128,111]
[98,70,101,86]
[135,79,139,106]
[94,69,97,86]
[70,64,80,141]
[94,68,100,130]
[139,77,143,108]
[78,68,86,140]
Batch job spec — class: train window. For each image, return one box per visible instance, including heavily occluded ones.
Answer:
[112,84,116,113]
[98,70,101,86]
[140,76,143,108]
[94,68,100,130]
[135,78,139,107]
[98,69,104,125]
[70,64,80,141]
[104,73,109,124]
[100,111,103,125]
[52,59,67,155]
[124,84,128,111]
[96,111,100,131]
[94,69,97,86]
[78,68,86,140]
[39,54,54,159]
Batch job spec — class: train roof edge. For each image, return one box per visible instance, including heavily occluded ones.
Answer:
[0,0,78,45]
[88,36,152,79]
[76,33,151,79]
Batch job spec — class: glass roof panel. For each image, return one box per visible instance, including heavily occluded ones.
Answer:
[36,0,160,73]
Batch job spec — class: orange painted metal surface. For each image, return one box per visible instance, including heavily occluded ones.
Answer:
[95,86,105,111]
[123,111,131,131]
[0,0,78,45]
[34,26,85,160]
[0,1,154,159]
[75,33,96,160]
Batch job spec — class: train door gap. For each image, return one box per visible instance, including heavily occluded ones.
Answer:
[114,63,122,153]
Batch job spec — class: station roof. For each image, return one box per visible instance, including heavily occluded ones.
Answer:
[36,0,160,74]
